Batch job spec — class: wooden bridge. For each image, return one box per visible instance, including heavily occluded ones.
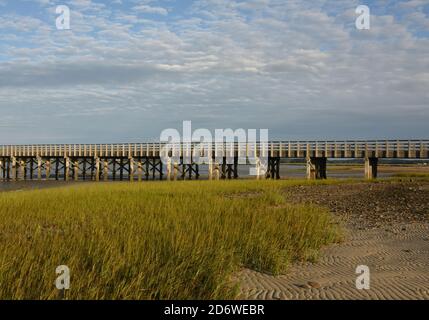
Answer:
[0,140,428,181]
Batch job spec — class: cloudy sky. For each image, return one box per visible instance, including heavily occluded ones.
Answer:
[0,0,428,144]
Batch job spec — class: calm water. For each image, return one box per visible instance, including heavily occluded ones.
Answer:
[0,164,425,192]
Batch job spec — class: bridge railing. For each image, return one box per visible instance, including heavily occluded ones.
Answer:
[0,140,428,159]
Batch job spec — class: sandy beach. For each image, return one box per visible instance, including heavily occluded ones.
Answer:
[238,180,429,299]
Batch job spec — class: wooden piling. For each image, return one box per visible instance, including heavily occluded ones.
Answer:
[129,158,134,182]
[95,157,100,182]
[11,157,17,181]
[74,159,79,181]
[103,159,108,182]
[46,159,51,181]
[138,160,143,182]
[364,157,378,179]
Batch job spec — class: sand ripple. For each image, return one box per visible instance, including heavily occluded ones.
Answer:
[238,223,429,300]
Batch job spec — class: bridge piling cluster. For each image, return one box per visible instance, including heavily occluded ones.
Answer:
[364,157,379,179]
[306,157,327,180]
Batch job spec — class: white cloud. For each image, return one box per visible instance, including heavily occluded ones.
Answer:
[398,0,428,8]
[133,4,168,16]
[0,0,428,143]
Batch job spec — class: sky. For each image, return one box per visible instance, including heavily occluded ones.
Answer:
[0,0,428,144]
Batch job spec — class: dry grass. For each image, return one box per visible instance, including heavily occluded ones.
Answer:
[0,180,341,300]
[391,172,429,178]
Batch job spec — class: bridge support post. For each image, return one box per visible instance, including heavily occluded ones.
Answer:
[364,157,378,179]
[138,160,143,182]
[208,159,213,180]
[195,164,199,180]
[224,161,237,179]
[158,158,163,180]
[2,158,6,181]
[95,157,100,182]
[207,159,219,180]
[55,159,59,180]
[73,159,79,181]
[119,158,124,181]
[29,158,34,179]
[306,157,315,180]
[37,157,42,180]
[172,161,178,181]
[185,163,199,180]
[181,164,188,180]
[25,159,29,180]
[266,157,280,180]
[46,159,52,180]
[19,159,25,180]
[212,160,221,180]
[3,158,7,181]
[221,160,226,180]
[208,159,220,180]
[64,157,70,181]
[82,159,87,180]
[103,159,108,181]
[6,158,10,180]
[306,157,327,180]
[186,164,191,180]
[226,164,232,179]
[144,159,149,180]
[111,159,115,181]
[129,158,134,182]
[14,158,20,181]
[159,160,163,180]
[5,158,8,181]
[11,157,17,181]
[165,159,171,181]
[255,158,266,180]
[5,158,9,181]
[215,162,221,180]
[3,158,8,181]
[1,159,6,181]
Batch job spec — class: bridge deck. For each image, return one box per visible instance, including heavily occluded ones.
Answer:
[1,140,428,159]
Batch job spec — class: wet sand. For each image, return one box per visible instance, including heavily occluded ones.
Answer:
[238,223,429,299]
[238,181,429,300]
[0,181,82,192]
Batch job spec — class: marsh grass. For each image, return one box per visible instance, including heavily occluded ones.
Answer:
[391,172,429,178]
[0,180,341,299]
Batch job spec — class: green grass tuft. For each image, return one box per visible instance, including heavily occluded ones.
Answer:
[0,180,341,299]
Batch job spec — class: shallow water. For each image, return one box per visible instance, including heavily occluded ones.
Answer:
[1,164,427,192]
